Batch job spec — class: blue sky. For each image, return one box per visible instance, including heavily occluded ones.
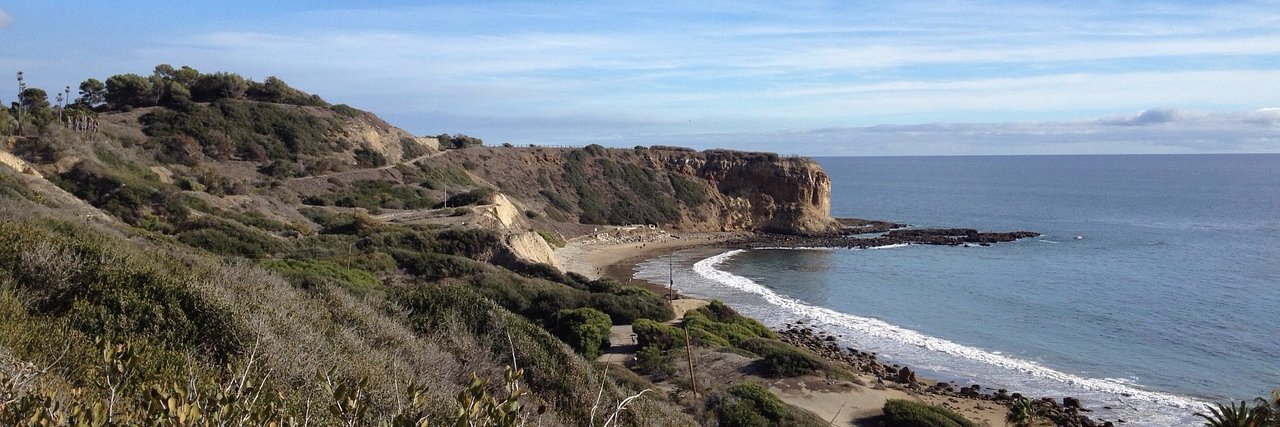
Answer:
[2,1,1278,155]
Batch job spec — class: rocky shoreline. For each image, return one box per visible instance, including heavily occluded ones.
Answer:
[734,218,1040,250]
[778,323,1120,427]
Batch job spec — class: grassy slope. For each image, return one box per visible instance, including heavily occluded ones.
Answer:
[0,94,838,426]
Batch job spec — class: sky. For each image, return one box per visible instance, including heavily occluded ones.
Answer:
[2,1,1278,156]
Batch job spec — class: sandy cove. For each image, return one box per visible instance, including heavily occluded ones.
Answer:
[554,231,1011,427]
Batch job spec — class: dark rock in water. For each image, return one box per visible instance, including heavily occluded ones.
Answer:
[740,226,1039,250]
[824,335,836,341]
[1064,396,1082,409]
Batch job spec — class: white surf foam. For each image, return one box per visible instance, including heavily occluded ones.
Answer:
[691,249,1210,426]
[867,243,910,250]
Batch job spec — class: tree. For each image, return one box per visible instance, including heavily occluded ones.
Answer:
[151,64,200,87]
[0,107,13,135]
[18,88,49,112]
[78,78,108,107]
[1195,401,1271,427]
[190,72,248,101]
[14,71,24,134]
[18,88,54,130]
[150,76,191,106]
[246,76,292,103]
[104,73,154,109]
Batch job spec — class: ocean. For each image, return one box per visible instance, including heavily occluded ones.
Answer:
[635,154,1280,426]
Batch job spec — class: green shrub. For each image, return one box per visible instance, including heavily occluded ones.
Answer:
[727,381,786,419]
[551,307,612,360]
[441,187,496,207]
[0,220,244,359]
[585,291,674,325]
[536,229,566,248]
[882,399,978,427]
[634,319,687,350]
[395,285,667,425]
[354,147,387,168]
[175,217,285,257]
[261,258,381,289]
[739,337,826,378]
[411,164,474,189]
[141,99,344,163]
[437,133,483,149]
[716,398,771,427]
[323,179,436,211]
[0,168,44,204]
[330,103,362,118]
[683,300,774,346]
[400,137,429,158]
[634,344,677,379]
[670,174,708,206]
[390,250,485,280]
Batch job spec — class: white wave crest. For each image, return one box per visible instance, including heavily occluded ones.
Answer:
[692,250,1208,424]
[868,243,910,250]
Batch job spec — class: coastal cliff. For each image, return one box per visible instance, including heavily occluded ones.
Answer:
[418,145,838,235]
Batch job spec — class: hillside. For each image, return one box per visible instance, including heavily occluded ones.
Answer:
[0,66,855,426]
[416,145,837,234]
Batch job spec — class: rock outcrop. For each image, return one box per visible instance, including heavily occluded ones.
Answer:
[661,150,836,234]
[494,231,561,270]
[418,146,838,235]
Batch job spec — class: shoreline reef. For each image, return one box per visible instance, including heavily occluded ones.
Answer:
[555,223,1115,427]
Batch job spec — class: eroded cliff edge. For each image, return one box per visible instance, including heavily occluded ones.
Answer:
[418,145,838,235]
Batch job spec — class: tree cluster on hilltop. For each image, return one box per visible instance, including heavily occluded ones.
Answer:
[3,65,336,138]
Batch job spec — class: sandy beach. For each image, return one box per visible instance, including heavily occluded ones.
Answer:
[554,231,1012,426]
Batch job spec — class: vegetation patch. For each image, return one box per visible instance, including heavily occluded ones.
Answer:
[175,216,286,258]
[882,399,978,427]
[738,337,827,378]
[141,99,344,164]
[536,230,566,248]
[551,307,612,359]
[304,179,436,211]
[670,173,709,206]
[261,258,381,289]
[441,186,496,208]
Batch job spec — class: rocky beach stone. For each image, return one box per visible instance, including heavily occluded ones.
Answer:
[777,321,1106,427]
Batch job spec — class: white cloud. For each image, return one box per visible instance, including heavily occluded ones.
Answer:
[608,109,1280,156]
[0,9,12,29]
[114,2,1280,150]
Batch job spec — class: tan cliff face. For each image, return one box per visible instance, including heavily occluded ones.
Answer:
[419,147,838,235]
[659,150,836,234]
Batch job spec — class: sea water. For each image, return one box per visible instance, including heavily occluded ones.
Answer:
[635,154,1280,426]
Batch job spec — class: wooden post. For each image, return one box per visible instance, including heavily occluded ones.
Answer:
[685,327,697,399]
